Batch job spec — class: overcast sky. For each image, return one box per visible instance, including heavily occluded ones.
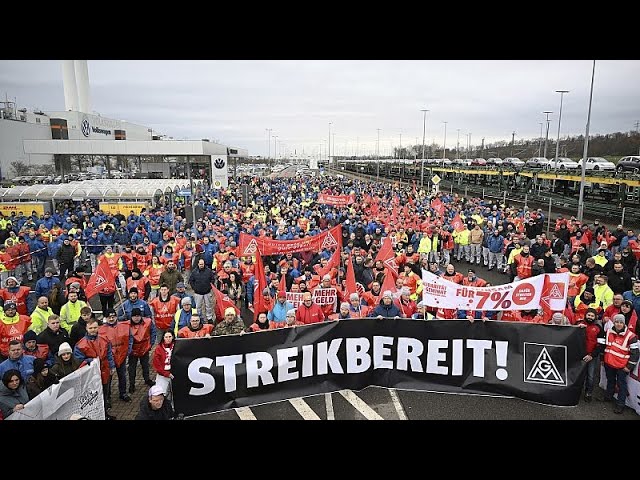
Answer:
[1,60,639,157]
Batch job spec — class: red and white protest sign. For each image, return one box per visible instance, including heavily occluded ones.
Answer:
[421,271,569,311]
[286,292,305,309]
[312,287,337,306]
[317,194,355,206]
[239,225,342,256]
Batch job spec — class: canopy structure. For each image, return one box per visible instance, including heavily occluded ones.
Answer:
[0,179,202,202]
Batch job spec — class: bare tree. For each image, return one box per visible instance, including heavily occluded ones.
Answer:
[10,161,30,177]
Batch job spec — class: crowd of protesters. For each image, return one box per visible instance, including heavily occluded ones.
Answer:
[0,173,639,420]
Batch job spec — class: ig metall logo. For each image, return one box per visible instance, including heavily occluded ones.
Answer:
[523,342,567,386]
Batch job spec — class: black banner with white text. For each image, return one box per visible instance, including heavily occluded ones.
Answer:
[172,319,586,417]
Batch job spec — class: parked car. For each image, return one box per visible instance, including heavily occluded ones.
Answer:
[471,158,487,166]
[486,158,504,165]
[616,156,640,173]
[550,157,579,170]
[578,157,616,171]
[503,157,525,168]
[525,157,551,169]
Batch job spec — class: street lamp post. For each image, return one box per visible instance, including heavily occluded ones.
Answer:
[442,122,448,160]
[328,122,332,164]
[266,128,272,160]
[399,132,402,160]
[553,91,569,168]
[420,109,429,187]
[376,128,381,180]
[578,61,596,222]
[186,156,196,229]
[456,129,460,159]
[538,122,543,157]
[332,133,336,164]
[543,111,553,159]
[273,135,279,163]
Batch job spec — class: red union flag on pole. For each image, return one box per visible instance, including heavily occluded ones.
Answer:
[431,198,445,218]
[84,257,116,299]
[212,285,240,323]
[421,271,569,311]
[239,225,342,256]
[345,254,358,297]
[450,214,465,232]
[252,253,268,321]
[540,274,570,317]
[374,238,399,279]
[317,193,355,206]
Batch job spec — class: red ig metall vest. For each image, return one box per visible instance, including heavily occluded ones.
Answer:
[76,335,111,384]
[149,296,180,330]
[99,321,130,368]
[130,317,152,357]
[0,315,31,357]
[604,327,636,370]
[0,287,31,316]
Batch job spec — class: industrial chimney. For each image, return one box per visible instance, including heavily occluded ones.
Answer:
[75,60,91,113]
[62,60,78,112]
[62,60,91,113]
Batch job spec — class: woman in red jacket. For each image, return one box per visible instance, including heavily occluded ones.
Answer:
[152,330,175,396]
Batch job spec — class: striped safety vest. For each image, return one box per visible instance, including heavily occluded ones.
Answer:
[603,327,636,369]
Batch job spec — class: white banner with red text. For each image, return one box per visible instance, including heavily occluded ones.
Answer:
[421,271,569,311]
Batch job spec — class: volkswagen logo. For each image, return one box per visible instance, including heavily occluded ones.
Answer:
[81,118,90,137]
[214,158,225,169]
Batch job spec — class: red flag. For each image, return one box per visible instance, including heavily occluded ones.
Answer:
[450,214,465,232]
[374,239,399,279]
[84,256,116,299]
[253,253,268,320]
[278,271,287,294]
[212,285,240,323]
[380,267,398,295]
[317,247,340,279]
[345,254,357,297]
[431,198,445,218]
[540,274,568,319]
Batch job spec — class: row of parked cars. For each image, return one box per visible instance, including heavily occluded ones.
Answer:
[424,156,640,173]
